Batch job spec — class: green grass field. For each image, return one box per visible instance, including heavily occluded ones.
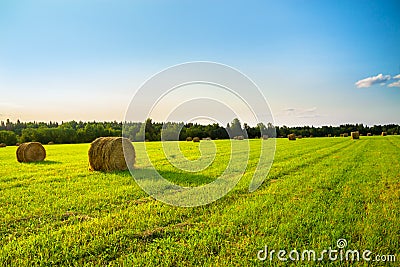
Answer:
[0,137,399,266]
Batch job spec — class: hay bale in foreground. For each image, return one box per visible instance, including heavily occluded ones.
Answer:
[186,137,192,141]
[193,137,200,142]
[351,131,359,139]
[88,137,135,171]
[288,133,296,140]
[0,143,6,148]
[16,142,46,162]
[381,132,387,136]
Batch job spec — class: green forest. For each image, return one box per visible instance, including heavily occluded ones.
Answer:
[0,118,399,145]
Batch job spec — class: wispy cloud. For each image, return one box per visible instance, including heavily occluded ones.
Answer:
[393,74,400,79]
[282,108,296,112]
[388,80,400,88]
[355,74,391,88]
[282,107,321,118]
[0,102,23,109]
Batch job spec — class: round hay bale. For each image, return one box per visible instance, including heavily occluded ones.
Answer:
[16,142,46,163]
[0,143,6,148]
[343,133,349,137]
[16,142,21,146]
[381,132,387,136]
[367,133,372,136]
[351,131,359,139]
[186,137,192,141]
[48,141,54,145]
[193,137,200,142]
[88,137,135,171]
[288,133,296,140]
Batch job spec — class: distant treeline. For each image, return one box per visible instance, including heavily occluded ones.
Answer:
[0,118,398,145]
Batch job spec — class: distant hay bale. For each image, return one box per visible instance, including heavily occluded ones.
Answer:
[309,135,314,138]
[381,132,387,136]
[88,137,135,172]
[186,137,192,141]
[16,142,46,163]
[367,133,372,136]
[16,143,20,146]
[193,137,200,142]
[394,133,398,135]
[205,137,211,141]
[262,135,269,140]
[351,131,359,139]
[343,133,349,137]
[288,133,296,140]
[328,134,332,137]
[48,141,54,145]
[297,135,303,139]
[0,143,6,148]
[340,134,344,137]
[236,135,244,140]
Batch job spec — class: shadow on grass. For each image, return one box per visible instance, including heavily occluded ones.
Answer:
[89,169,132,177]
[26,160,62,165]
[89,168,216,186]
[130,167,217,187]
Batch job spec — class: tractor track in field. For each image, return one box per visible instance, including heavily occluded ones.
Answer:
[267,140,356,180]
[385,137,400,150]
[221,140,358,201]
[273,139,346,163]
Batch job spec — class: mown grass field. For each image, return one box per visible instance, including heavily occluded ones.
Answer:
[0,137,399,266]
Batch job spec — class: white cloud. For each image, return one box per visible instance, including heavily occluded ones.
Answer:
[281,107,321,118]
[0,102,23,108]
[388,80,400,88]
[355,74,391,88]
[282,108,296,112]
[393,74,400,79]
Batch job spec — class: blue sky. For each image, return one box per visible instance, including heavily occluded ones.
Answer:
[0,0,399,126]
